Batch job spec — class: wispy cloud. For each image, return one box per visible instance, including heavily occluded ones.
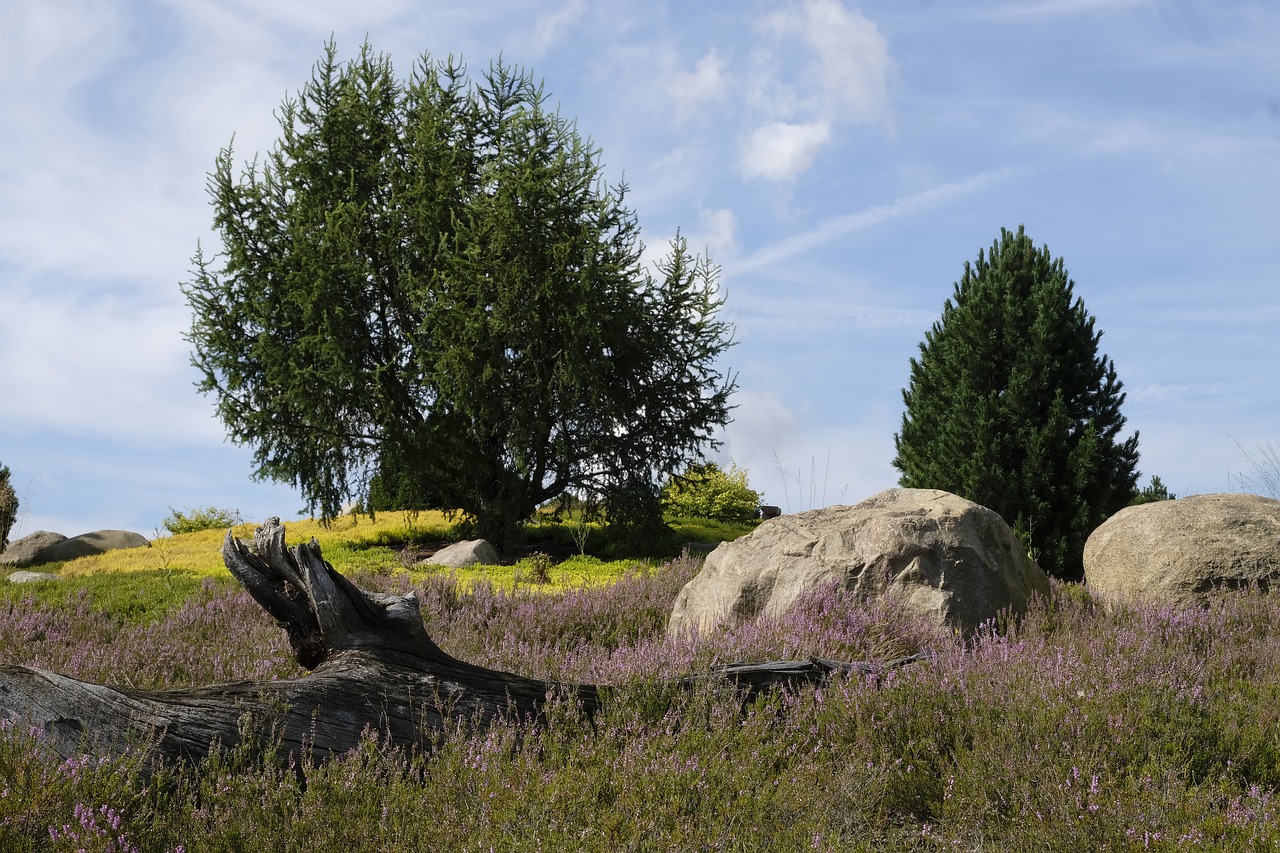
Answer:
[0,286,218,445]
[739,0,893,182]
[731,166,1023,274]
[692,207,738,258]
[531,0,588,56]
[730,296,934,335]
[753,0,892,123]
[668,49,728,120]
[985,0,1148,19]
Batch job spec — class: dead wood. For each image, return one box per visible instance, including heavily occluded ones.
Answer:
[0,518,923,766]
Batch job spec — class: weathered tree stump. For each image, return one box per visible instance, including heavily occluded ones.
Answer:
[0,518,925,766]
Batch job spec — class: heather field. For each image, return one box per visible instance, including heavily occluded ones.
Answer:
[3,533,1280,850]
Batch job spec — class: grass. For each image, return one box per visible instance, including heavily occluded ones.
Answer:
[52,510,462,579]
[5,513,1279,848]
[23,510,756,592]
[5,511,751,606]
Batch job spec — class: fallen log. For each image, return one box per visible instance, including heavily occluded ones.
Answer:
[0,518,926,766]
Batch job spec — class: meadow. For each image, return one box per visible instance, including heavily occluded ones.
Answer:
[2,513,1279,850]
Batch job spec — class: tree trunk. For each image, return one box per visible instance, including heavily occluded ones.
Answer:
[0,518,922,767]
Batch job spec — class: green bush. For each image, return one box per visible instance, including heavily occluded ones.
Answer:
[660,462,761,524]
[0,462,17,550]
[160,505,244,536]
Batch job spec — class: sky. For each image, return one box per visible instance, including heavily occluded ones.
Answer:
[1,0,1278,539]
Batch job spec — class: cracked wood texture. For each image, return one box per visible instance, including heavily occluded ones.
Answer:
[0,518,590,765]
[0,518,910,766]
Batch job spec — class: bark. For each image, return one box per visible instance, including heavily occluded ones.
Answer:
[0,518,923,767]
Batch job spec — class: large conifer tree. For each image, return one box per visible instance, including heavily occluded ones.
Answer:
[182,42,736,547]
[893,226,1139,580]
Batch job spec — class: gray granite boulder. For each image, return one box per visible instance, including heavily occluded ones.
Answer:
[1084,493,1280,606]
[50,530,150,562]
[0,529,149,567]
[0,531,69,567]
[421,539,499,568]
[7,570,59,584]
[669,488,1050,637]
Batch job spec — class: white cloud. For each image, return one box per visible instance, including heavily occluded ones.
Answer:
[741,0,892,181]
[0,285,222,446]
[692,207,738,259]
[669,49,728,120]
[531,0,588,56]
[740,120,833,181]
[752,0,892,121]
[789,0,893,122]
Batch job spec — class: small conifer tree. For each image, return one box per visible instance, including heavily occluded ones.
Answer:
[1130,475,1175,505]
[893,226,1140,580]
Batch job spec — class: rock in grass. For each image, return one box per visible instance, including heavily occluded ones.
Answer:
[1084,493,1280,607]
[669,488,1050,637]
[0,529,149,567]
[7,570,59,584]
[420,538,498,568]
[48,530,151,562]
[0,531,69,566]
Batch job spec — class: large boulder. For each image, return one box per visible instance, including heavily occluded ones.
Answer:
[421,539,499,568]
[47,530,150,562]
[669,488,1050,637]
[0,531,69,567]
[1084,493,1280,606]
[0,529,149,567]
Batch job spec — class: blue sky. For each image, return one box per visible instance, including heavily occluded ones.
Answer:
[1,0,1277,538]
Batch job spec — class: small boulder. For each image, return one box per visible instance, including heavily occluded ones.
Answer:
[669,488,1050,637]
[1084,493,1280,606]
[7,570,59,584]
[421,539,499,568]
[0,531,69,567]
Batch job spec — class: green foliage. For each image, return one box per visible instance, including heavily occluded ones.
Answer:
[0,570,231,624]
[660,462,761,523]
[515,551,554,585]
[893,226,1140,581]
[0,462,16,551]
[160,505,244,535]
[366,452,436,514]
[182,40,736,549]
[1131,474,1176,505]
[666,514,758,544]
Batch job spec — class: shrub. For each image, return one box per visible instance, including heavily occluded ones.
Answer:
[660,462,761,524]
[160,506,243,536]
[0,462,17,550]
